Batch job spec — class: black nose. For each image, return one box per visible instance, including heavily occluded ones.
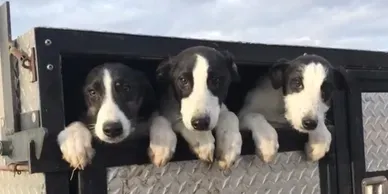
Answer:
[191,116,211,131]
[302,118,318,130]
[103,121,123,138]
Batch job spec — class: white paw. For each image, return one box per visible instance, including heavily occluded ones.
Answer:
[57,121,95,169]
[216,139,241,170]
[257,138,279,163]
[193,142,215,163]
[305,127,332,161]
[305,141,331,161]
[148,144,175,167]
[215,128,242,170]
[252,131,279,163]
[149,115,177,167]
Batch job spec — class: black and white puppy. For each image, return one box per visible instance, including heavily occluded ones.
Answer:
[238,54,346,162]
[148,46,242,169]
[57,62,155,169]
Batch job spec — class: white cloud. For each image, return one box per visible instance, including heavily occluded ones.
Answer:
[2,0,388,51]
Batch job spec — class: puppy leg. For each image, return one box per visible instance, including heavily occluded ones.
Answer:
[215,109,242,170]
[177,122,215,163]
[149,115,177,167]
[305,124,332,161]
[239,113,279,163]
[57,121,95,169]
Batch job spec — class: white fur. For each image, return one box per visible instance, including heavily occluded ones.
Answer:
[239,62,332,162]
[95,69,132,143]
[239,112,279,163]
[57,121,95,169]
[175,121,215,162]
[284,62,329,132]
[180,55,220,131]
[215,105,242,169]
[149,115,177,167]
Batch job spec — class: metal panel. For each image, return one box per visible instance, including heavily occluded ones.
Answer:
[106,151,320,194]
[16,29,40,114]
[362,92,388,172]
[0,169,46,194]
[0,2,46,194]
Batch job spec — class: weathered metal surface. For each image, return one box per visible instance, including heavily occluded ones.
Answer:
[107,151,320,194]
[0,2,46,193]
[362,92,388,172]
[16,29,40,114]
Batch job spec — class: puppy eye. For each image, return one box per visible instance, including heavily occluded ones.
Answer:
[88,89,96,97]
[115,82,131,92]
[123,84,131,92]
[179,76,188,85]
[210,77,220,87]
[293,78,303,88]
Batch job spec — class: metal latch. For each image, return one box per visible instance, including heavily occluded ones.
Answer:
[362,176,388,194]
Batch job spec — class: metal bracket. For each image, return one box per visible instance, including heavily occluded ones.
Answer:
[3,127,47,164]
[0,110,46,164]
[362,176,388,194]
[9,41,37,83]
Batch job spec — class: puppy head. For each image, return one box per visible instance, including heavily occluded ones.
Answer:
[83,62,155,143]
[269,54,347,132]
[156,46,239,131]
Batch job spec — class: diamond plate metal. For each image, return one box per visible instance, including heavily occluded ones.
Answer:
[0,162,46,194]
[0,30,46,194]
[362,92,388,172]
[106,151,320,194]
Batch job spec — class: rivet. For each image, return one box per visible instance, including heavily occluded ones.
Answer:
[46,64,54,71]
[44,39,52,46]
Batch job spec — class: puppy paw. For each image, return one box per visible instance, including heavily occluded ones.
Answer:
[149,115,177,167]
[148,144,175,167]
[193,143,215,163]
[215,131,242,170]
[256,138,279,163]
[57,121,95,169]
[305,128,332,161]
[216,147,240,170]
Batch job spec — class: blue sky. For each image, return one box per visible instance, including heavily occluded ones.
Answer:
[4,0,388,51]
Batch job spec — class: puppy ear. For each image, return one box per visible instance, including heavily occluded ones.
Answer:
[138,78,157,120]
[220,50,240,82]
[269,59,289,89]
[333,65,349,91]
[156,57,174,81]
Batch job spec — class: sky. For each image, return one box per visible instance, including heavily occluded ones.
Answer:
[3,0,388,51]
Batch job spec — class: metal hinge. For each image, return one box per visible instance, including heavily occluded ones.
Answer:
[362,176,388,194]
[8,41,37,82]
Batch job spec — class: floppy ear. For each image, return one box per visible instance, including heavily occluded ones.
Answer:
[138,78,157,120]
[269,59,289,89]
[156,57,174,82]
[220,50,240,82]
[332,65,349,91]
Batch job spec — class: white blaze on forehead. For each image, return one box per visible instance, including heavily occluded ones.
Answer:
[284,62,330,132]
[180,54,220,131]
[95,69,132,143]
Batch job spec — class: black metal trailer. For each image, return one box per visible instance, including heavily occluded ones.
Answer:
[1,2,388,194]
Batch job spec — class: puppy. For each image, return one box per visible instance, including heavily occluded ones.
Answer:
[148,46,242,169]
[238,54,346,162]
[57,62,155,169]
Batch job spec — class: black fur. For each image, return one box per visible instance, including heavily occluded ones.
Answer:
[82,62,156,130]
[269,54,348,102]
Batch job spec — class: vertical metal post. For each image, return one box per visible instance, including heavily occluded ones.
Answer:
[0,1,19,137]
